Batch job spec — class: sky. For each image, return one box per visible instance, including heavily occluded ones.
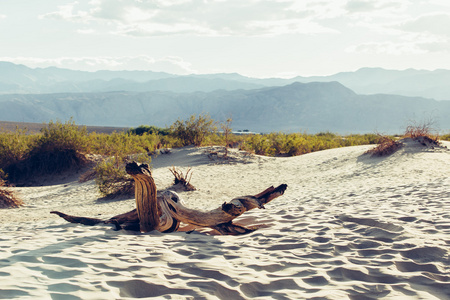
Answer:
[1,0,450,78]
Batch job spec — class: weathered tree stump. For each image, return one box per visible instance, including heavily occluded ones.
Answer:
[125,162,160,232]
[52,161,287,235]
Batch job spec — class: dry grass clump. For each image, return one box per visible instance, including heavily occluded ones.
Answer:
[404,119,440,145]
[0,180,23,208]
[365,119,445,157]
[169,167,196,191]
[365,135,403,157]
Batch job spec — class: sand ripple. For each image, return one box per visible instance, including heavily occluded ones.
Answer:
[1,143,449,299]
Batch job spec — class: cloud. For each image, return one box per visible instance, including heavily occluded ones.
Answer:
[347,34,450,55]
[350,12,450,55]
[345,0,375,12]
[346,41,426,55]
[76,28,95,34]
[0,56,196,74]
[399,13,450,37]
[40,0,341,36]
[345,0,409,14]
[247,19,339,35]
[39,1,90,23]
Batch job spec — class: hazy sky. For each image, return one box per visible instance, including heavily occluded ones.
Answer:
[1,0,450,77]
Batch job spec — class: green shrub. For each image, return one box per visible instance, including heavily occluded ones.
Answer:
[0,128,35,177]
[241,134,273,155]
[39,119,89,152]
[171,114,217,146]
[128,125,171,136]
[89,132,154,198]
[238,132,381,157]
[2,120,89,182]
[284,134,310,156]
[94,156,134,198]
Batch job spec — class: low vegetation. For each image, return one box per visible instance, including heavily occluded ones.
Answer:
[127,125,171,136]
[404,119,441,144]
[364,135,403,157]
[0,120,87,182]
[239,132,380,156]
[1,116,448,200]
[365,120,448,157]
[169,167,196,191]
[171,114,217,146]
[0,179,23,208]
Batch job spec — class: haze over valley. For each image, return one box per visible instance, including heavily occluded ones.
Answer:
[0,62,449,134]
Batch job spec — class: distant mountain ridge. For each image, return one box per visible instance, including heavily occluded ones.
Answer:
[1,81,448,134]
[1,62,450,100]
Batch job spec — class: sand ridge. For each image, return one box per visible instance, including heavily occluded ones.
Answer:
[1,140,449,299]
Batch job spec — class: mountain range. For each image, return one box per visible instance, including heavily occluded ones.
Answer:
[2,61,450,100]
[1,81,449,134]
[0,61,449,134]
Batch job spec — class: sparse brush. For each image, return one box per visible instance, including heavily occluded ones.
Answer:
[365,136,403,157]
[169,167,196,191]
[95,157,134,198]
[0,180,23,208]
[404,119,439,143]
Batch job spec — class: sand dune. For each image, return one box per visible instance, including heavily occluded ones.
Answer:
[1,139,449,299]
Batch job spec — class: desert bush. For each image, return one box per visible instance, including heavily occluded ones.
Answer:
[338,134,379,147]
[128,125,171,136]
[89,132,154,198]
[241,134,274,155]
[0,180,23,208]
[0,128,36,179]
[404,119,439,142]
[171,114,217,146]
[94,156,135,198]
[2,120,89,182]
[441,133,450,141]
[89,132,156,157]
[365,135,403,157]
[239,132,382,157]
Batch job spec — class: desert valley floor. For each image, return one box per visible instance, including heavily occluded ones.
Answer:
[1,139,449,299]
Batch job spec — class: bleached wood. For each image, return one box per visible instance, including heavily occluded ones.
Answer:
[51,161,287,235]
[127,162,287,234]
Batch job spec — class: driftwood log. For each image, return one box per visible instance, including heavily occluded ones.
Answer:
[51,161,287,235]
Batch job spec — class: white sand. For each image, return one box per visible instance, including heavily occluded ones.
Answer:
[1,139,449,299]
